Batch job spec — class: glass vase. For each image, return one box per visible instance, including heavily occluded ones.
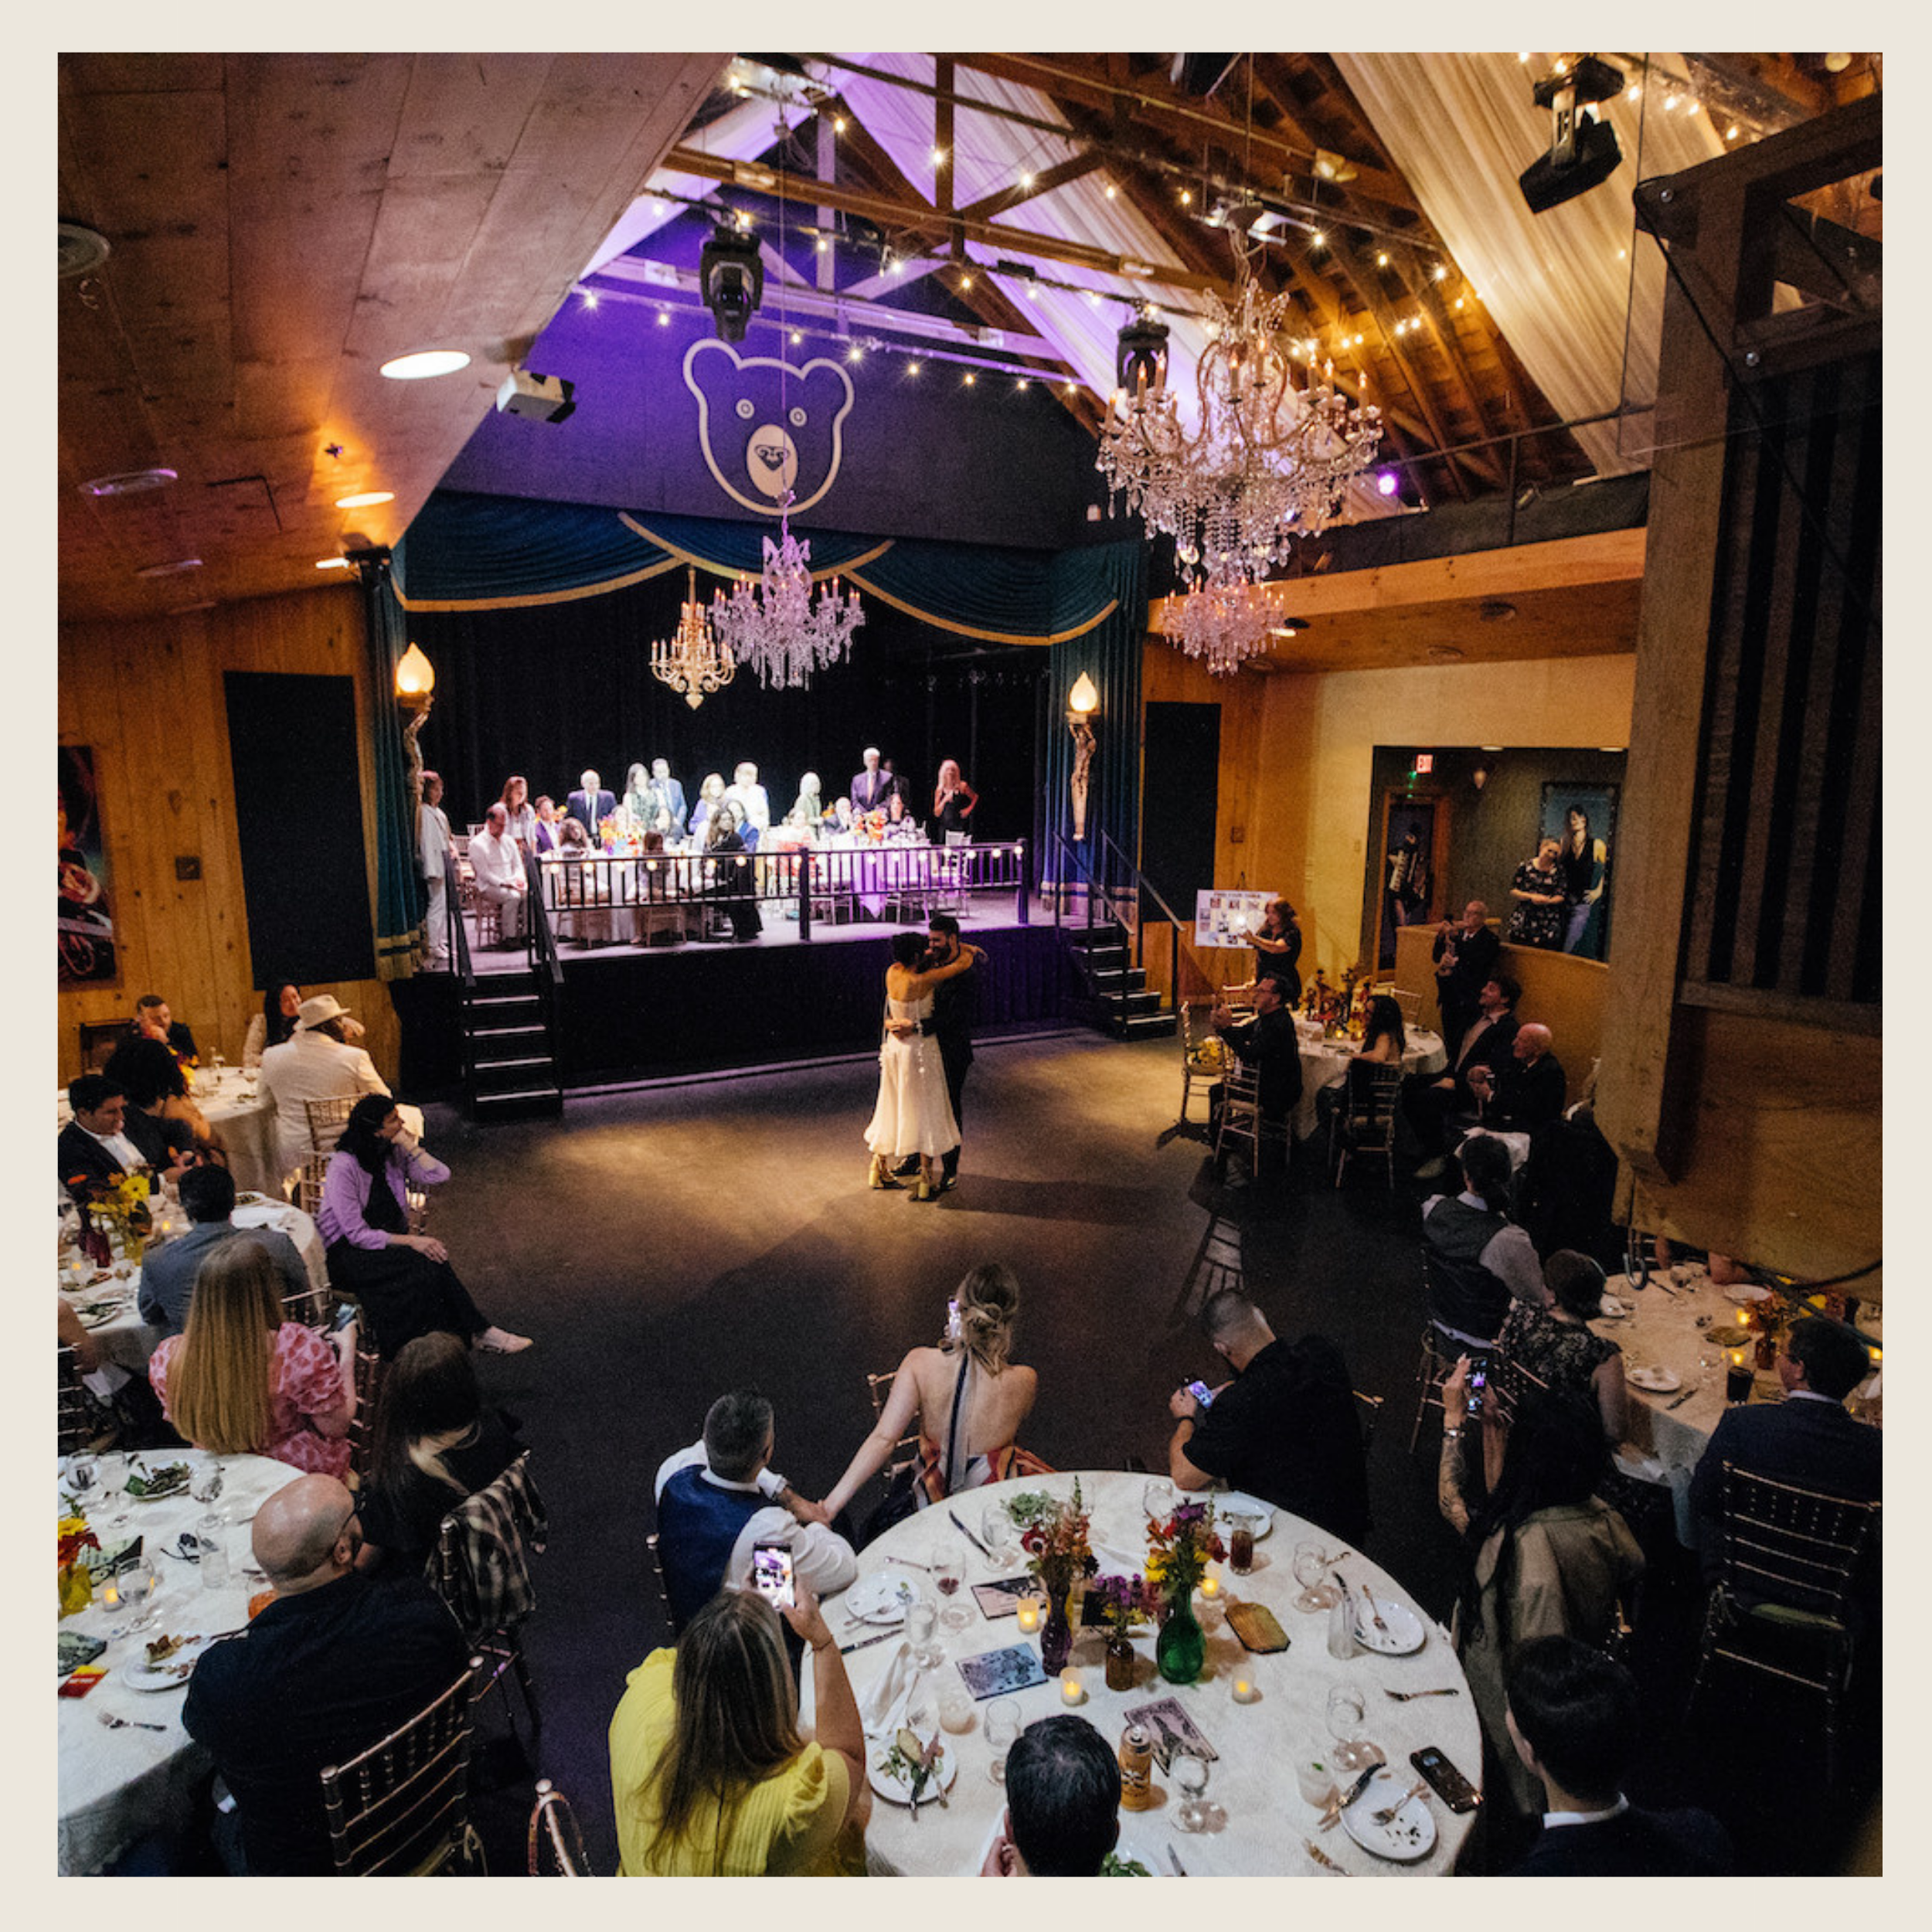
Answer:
[1157,1594,1206,1685]
[1105,1630,1137,1692]
[1039,1587,1073,1675]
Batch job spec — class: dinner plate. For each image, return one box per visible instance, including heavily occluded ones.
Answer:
[1595,1294,1631,1320]
[867,1736,959,1806]
[77,1302,127,1329]
[1732,1284,1774,1304]
[1214,1492,1274,1540]
[233,1192,270,1208]
[842,1573,918,1625]
[1351,1595,1427,1656]
[1340,1767,1437,1862]
[1628,1366,1682,1393]
[124,1637,209,1692]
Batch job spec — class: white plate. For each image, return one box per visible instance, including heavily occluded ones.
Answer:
[842,1573,918,1625]
[1214,1492,1274,1540]
[1628,1366,1682,1393]
[1733,1284,1774,1304]
[868,1736,959,1806]
[123,1637,209,1692]
[76,1303,128,1329]
[1340,1767,1437,1862]
[1352,1595,1427,1656]
[1595,1294,1631,1320]
[233,1192,270,1208]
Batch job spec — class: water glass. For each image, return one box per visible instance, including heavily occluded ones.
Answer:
[939,1682,977,1734]
[1293,1539,1338,1612]
[933,1550,970,1631]
[64,1453,100,1508]
[1172,1749,1212,1831]
[981,1498,1015,1565]
[197,1515,231,1590]
[1141,1477,1174,1522]
[984,1698,1022,1783]
[191,1458,226,1506]
[904,1596,940,1668]
[118,1555,158,1614]
[1325,1683,1375,1772]
[1296,1757,1338,1811]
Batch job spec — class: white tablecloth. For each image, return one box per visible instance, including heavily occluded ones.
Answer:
[804,1471,1479,1877]
[57,1072,281,1199]
[1291,1029,1447,1143]
[56,1448,294,1875]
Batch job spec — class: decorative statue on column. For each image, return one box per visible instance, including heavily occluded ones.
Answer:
[1066,672,1099,843]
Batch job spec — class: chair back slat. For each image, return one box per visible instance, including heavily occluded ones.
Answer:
[57,1345,92,1455]
[528,1779,594,1876]
[866,1370,920,1484]
[1719,1464,1878,1621]
[303,1096,359,1158]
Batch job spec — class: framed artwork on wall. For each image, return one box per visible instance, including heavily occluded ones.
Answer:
[1541,781,1618,961]
[58,746,118,985]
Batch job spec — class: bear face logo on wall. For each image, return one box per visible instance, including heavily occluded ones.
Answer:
[682,340,855,517]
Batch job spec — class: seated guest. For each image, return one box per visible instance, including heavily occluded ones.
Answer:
[258,994,390,1177]
[1688,1315,1881,1583]
[130,992,199,1065]
[1468,1022,1567,1131]
[1317,993,1407,1139]
[318,1095,529,1359]
[724,760,771,833]
[531,794,560,854]
[102,1033,214,1172]
[499,774,538,855]
[183,1473,470,1874]
[981,1715,1121,1876]
[1207,976,1302,1174]
[566,767,617,833]
[59,1296,167,1450]
[60,1074,151,1198]
[138,1163,311,1339]
[703,801,761,941]
[1504,1637,1733,1875]
[467,801,529,941]
[1515,1101,1622,1269]
[821,1265,1046,1532]
[149,1239,355,1477]
[1410,973,1522,1179]
[1422,1133,1546,1348]
[355,1332,524,1580]
[1438,1365,1645,1819]
[830,795,855,832]
[687,771,726,842]
[549,816,592,858]
[608,1587,870,1875]
[243,981,303,1072]
[1167,1288,1369,1545]
[655,1389,855,1633]
[622,761,654,832]
[1496,1250,1628,1447]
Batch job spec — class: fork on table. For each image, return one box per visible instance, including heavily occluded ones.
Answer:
[1372,1780,1431,1827]
[1358,1583,1391,1635]
[1385,1687,1460,1701]
[97,1710,167,1735]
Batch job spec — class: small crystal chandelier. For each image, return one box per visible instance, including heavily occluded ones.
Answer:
[1163,558,1291,677]
[710,492,864,691]
[651,566,736,709]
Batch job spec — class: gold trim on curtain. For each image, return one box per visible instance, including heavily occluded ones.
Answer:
[395,556,685,613]
[623,515,896,583]
[842,574,1119,647]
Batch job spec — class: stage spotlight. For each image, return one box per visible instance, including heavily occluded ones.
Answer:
[1519,55,1624,215]
[699,223,764,342]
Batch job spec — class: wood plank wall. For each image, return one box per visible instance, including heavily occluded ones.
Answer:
[56,585,403,1087]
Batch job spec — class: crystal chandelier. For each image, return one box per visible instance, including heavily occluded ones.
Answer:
[710,493,864,691]
[1163,557,1291,677]
[651,566,736,709]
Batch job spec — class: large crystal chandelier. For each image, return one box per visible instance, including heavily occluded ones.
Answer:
[710,493,864,691]
[1163,558,1293,679]
[651,566,736,709]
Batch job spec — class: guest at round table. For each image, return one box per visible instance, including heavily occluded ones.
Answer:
[149,1239,355,1477]
[725,761,771,835]
[354,1332,525,1580]
[500,775,539,855]
[703,801,762,941]
[688,772,726,842]
[1495,1250,1629,1446]
[1317,992,1408,1141]
[243,980,366,1072]
[258,995,389,1177]
[623,761,655,832]
[531,795,560,854]
[102,1033,214,1174]
[821,1263,1046,1531]
[785,772,824,828]
[608,1587,869,1874]
[1247,897,1303,1005]
[317,1095,531,1359]
[1505,836,1568,950]
[932,758,978,838]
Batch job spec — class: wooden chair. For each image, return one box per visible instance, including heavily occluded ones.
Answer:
[304,1095,358,1159]
[1177,1002,1225,1130]
[643,1532,679,1641]
[1690,1464,1880,1787]
[294,1154,331,1219]
[1331,1063,1404,1191]
[1407,1320,1461,1454]
[78,1019,134,1073]
[527,1778,594,1876]
[1213,1059,1289,1181]
[866,1370,921,1489]
[318,1656,487,1875]
[1390,988,1424,1030]
[432,1454,544,1757]
[1352,1389,1386,1456]
[347,1340,386,1493]
[58,1345,93,1456]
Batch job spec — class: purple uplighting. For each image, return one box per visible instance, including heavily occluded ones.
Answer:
[1377,470,1400,496]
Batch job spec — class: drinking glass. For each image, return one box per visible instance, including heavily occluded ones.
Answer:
[1172,1749,1212,1831]
[191,1457,226,1506]
[1141,1477,1174,1523]
[933,1550,970,1631]
[1325,1683,1376,1773]
[197,1515,231,1590]
[981,1498,1015,1566]
[64,1453,100,1508]
[904,1596,941,1669]
[984,1698,1022,1783]
[1226,1509,1259,1575]
[118,1555,158,1617]
[1292,1539,1338,1612]
[939,1682,977,1735]
[1296,1757,1338,1811]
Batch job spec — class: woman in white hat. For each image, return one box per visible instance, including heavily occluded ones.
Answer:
[257,993,392,1177]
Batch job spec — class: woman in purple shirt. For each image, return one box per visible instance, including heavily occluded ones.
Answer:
[318,1095,531,1359]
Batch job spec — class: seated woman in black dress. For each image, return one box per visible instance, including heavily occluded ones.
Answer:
[704,801,762,941]
[102,1034,216,1176]
[355,1332,525,1579]
[1495,1249,1628,1447]
[315,1094,531,1359]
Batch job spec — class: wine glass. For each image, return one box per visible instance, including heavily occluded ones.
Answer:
[1172,1749,1212,1831]
[984,1698,1022,1783]
[933,1549,970,1631]
[1141,1477,1174,1524]
[1292,1539,1338,1613]
[904,1594,941,1670]
[1325,1683,1376,1773]
[64,1452,100,1509]
[191,1457,226,1506]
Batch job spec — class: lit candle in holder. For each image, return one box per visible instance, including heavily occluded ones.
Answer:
[1199,1573,1221,1601]
[1015,1596,1042,1635]
[99,1574,121,1612]
[1059,1668,1086,1707]
[1231,1676,1261,1704]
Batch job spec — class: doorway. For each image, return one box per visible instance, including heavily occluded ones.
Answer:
[1374,790,1448,973]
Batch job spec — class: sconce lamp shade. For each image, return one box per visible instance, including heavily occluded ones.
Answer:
[395,642,435,701]
[1068,672,1100,715]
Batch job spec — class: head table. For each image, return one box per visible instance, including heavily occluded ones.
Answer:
[56,1447,295,1875]
[804,1471,1480,1877]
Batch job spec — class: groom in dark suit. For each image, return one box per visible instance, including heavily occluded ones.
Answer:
[851,747,889,815]
[566,768,617,832]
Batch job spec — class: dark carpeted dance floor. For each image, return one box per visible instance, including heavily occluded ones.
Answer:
[424,1026,1878,1877]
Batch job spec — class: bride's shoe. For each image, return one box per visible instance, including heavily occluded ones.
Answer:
[869,1154,901,1189]
[911,1162,940,1202]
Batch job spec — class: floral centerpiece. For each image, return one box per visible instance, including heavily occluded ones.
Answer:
[860,808,889,845]
[59,1515,100,1618]
[1010,1481,1096,1672]
[1145,1498,1225,1684]
[1090,1573,1155,1690]
[87,1171,153,1264]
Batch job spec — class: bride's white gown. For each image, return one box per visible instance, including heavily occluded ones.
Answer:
[865,994,959,1158]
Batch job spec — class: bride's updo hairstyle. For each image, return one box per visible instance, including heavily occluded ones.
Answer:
[951,1262,1020,1374]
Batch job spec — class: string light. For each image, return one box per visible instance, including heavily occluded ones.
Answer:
[832,114,846,132]
[1104,182,1117,199]
[964,372,976,386]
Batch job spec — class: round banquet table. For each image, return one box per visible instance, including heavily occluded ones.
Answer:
[804,1471,1480,1877]
[56,1069,281,1199]
[56,1447,296,1875]
[1291,1025,1447,1143]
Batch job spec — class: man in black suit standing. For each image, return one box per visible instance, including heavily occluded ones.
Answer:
[1207,978,1302,1178]
[565,767,617,833]
[1468,1022,1567,1132]
[1504,1638,1733,1875]
[1432,900,1499,1049]
[1408,973,1522,1179]
[851,747,889,815]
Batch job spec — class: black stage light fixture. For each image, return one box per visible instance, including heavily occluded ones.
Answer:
[1519,55,1625,215]
[1114,315,1170,396]
[699,223,765,342]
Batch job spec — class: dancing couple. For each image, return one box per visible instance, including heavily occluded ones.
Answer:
[865,915,981,1202]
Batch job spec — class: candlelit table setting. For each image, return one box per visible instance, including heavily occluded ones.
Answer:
[803,1471,1480,1876]
[1291,1026,1446,1142]
[56,1447,295,1874]
[57,1061,282,1199]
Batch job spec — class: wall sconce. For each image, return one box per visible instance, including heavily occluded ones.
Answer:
[1066,672,1099,842]
[1474,745,1502,792]
[395,642,435,804]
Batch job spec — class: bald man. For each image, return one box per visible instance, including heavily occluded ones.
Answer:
[183,1474,468,1873]
[1466,1022,1567,1132]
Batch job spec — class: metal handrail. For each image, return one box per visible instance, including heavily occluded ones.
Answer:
[445,850,474,988]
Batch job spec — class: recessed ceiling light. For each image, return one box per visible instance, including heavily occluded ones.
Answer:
[1598,745,1627,753]
[335,491,395,509]
[135,557,203,578]
[379,349,471,381]
[79,468,178,498]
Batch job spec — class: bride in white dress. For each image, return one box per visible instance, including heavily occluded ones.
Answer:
[866,931,984,1200]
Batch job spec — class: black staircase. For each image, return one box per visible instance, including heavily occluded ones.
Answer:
[454,851,563,1122]
[1048,832,1179,1041]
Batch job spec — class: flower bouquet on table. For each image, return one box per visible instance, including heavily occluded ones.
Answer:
[86,1172,153,1263]
[59,1516,100,1618]
[1090,1573,1156,1690]
[860,808,889,845]
[1145,1498,1225,1684]
[1010,1481,1097,1672]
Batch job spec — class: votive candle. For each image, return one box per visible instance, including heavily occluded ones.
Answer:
[1232,1676,1260,1704]
[1016,1596,1041,1634]
[1060,1669,1086,1707]
[1199,1573,1221,1600]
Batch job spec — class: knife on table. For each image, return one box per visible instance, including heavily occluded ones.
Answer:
[1320,1760,1382,1829]
[838,1629,900,1656]
[1166,1843,1188,1877]
[950,1509,992,1559]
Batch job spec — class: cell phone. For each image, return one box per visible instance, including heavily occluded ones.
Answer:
[1186,1379,1216,1409]
[750,1540,795,1609]
[1464,1355,1490,1416]
[1411,1745,1481,1813]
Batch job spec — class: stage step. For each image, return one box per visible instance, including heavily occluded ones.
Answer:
[470,1085,563,1121]
[1118,1009,1179,1039]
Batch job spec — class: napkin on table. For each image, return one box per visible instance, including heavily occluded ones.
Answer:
[858,1641,920,1736]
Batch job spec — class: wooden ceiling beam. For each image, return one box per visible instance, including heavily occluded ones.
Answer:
[956,151,1104,223]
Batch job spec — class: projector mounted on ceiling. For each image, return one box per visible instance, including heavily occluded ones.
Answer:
[1519,55,1625,215]
[495,369,577,423]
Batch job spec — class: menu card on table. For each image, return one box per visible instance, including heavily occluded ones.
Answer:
[968,1577,1038,1619]
[954,1645,1048,1701]
[1123,1696,1219,1771]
